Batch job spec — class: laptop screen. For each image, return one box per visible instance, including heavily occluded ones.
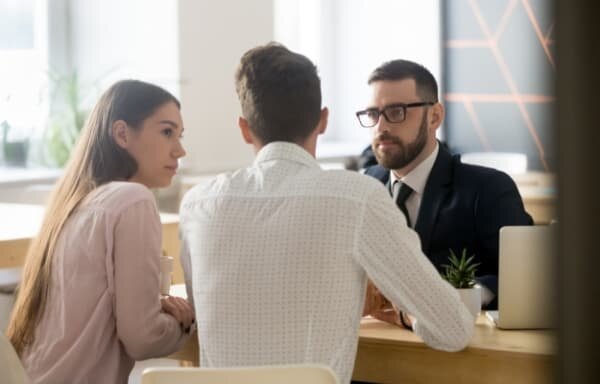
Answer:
[496,225,556,329]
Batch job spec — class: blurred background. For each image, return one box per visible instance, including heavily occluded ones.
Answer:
[0,0,555,212]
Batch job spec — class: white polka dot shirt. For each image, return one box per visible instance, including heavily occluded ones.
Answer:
[179,142,473,384]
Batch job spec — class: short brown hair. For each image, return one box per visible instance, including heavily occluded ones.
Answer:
[368,59,439,103]
[235,42,322,144]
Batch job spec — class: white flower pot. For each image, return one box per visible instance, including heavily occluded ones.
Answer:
[457,287,481,321]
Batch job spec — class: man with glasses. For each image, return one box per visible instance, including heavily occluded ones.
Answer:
[357,60,532,322]
[179,45,474,384]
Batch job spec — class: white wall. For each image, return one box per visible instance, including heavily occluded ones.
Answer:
[65,0,274,174]
[56,0,439,173]
[274,0,442,156]
[69,0,180,103]
[177,0,274,174]
[1,0,443,202]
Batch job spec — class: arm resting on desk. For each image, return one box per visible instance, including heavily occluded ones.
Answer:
[355,186,474,351]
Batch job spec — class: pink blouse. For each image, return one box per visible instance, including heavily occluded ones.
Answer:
[22,182,187,384]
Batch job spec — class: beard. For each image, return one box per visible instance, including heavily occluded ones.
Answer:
[372,112,429,170]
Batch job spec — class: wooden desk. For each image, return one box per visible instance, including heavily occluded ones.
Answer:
[512,172,557,224]
[353,316,554,384]
[519,187,557,225]
[168,314,555,384]
[0,203,44,269]
[0,203,184,284]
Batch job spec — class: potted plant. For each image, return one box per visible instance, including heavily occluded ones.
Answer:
[2,120,29,167]
[441,248,481,320]
[43,71,95,167]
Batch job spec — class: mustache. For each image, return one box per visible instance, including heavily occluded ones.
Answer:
[374,133,402,145]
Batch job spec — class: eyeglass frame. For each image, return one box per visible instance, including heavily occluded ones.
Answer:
[355,101,435,127]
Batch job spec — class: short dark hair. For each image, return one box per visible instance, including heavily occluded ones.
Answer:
[368,60,439,103]
[235,42,322,144]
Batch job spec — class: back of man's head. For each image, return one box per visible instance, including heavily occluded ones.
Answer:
[368,59,439,103]
[235,42,322,144]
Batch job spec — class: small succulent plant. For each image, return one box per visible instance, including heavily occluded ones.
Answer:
[441,248,480,289]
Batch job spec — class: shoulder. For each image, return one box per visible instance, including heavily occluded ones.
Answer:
[363,164,389,184]
[180,171,237,209]
[452,156,513,183]
[89,181,157,214]
[99,181,154,202]
[452,159,517,189]
[312,169,392,203]
[181,168,389,207]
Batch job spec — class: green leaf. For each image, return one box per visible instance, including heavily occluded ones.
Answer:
[441,248,479,289]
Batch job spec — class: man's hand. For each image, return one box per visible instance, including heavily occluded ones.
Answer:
[370,307,402,326]
[363,280,414,329]
[363,280,391,316]
[370,306,414,329]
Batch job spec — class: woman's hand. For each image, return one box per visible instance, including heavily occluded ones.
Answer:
[160,296,195,332]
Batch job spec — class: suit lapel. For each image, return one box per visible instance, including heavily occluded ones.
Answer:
[414,146,453,253]
[365,165,392,195]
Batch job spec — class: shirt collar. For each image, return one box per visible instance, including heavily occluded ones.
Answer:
[254,142,321,169]
[390,142,439,195]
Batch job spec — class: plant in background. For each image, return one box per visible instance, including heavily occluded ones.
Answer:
[43,71,95,167]
[441,248,480,289]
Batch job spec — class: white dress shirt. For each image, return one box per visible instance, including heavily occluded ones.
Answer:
[179,142,473,384]
[389,143,439,227]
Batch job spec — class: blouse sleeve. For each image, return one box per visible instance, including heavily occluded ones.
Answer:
[112,197,188,360]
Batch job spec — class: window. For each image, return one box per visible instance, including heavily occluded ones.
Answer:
[0,0,49,167]
[0,0,179,170]
[274,0,442,159]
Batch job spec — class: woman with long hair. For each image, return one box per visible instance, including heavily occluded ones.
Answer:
[6,80,195,383]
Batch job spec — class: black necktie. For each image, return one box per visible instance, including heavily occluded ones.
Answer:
[392,181,413,227]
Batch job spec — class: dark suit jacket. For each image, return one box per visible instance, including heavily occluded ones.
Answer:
[364,145,533,308]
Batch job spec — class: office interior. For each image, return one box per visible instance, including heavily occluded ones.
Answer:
[1,0,598,383]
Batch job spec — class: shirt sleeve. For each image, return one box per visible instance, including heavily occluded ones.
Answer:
[179,223,194,308]
[354,184,474,351]
[113,197,189,360]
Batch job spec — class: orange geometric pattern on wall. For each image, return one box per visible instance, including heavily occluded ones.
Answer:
[443,0,554,171]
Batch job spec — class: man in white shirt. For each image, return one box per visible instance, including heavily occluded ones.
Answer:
[179,43,473,384]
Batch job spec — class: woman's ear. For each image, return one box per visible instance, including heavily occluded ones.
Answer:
[112,120,129,149]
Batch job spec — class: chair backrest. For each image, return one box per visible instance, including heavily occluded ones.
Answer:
[460,152,527,174]
[0,331,29,383]
[141,364,339,384]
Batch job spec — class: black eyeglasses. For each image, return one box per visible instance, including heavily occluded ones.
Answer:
[355,102,435,127]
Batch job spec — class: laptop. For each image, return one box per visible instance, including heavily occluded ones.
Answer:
[486,225,556,329]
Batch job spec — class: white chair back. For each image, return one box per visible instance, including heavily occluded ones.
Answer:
[141,364,339,384]
[0,331,29,383]
[461,152,527,174]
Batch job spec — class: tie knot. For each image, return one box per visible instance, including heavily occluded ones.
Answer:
[393,181,413,205]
